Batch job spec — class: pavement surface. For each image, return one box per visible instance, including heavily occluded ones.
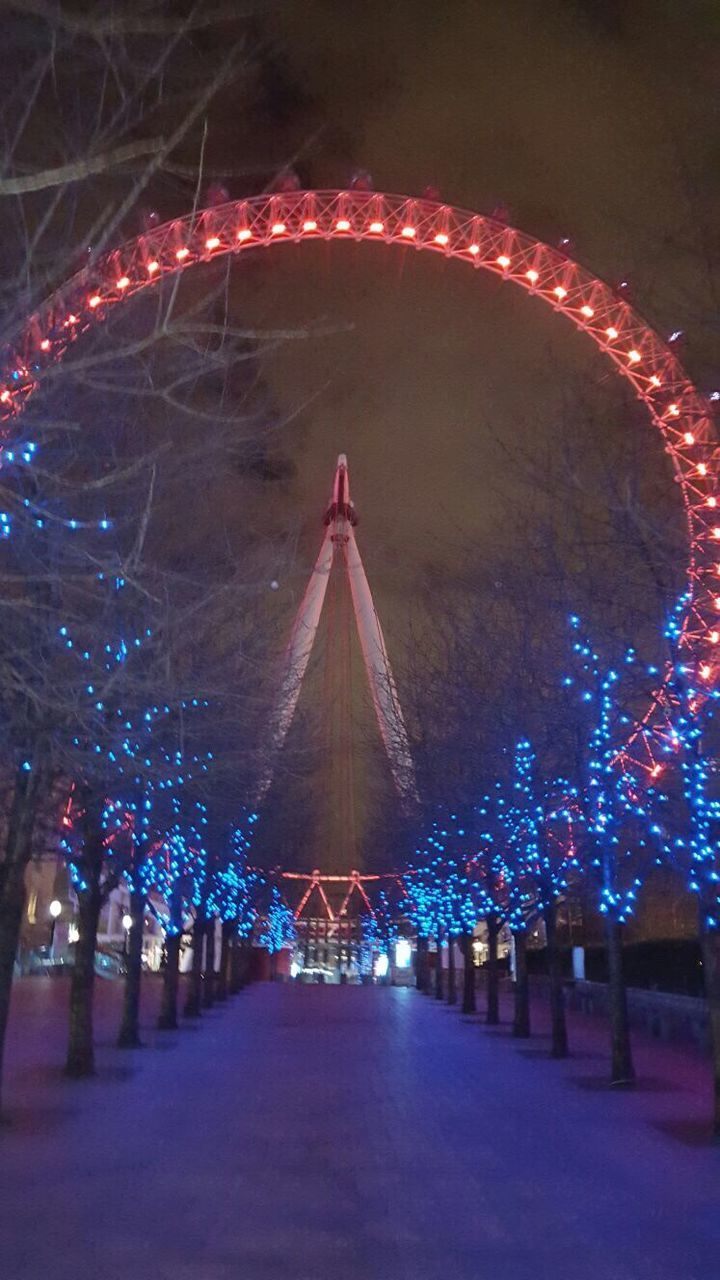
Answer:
[1,977,719,1280]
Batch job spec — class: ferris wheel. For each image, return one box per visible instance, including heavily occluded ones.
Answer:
[2,183,717,782]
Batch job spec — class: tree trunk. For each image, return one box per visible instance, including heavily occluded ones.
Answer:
[184,912,205,1017]
[0,761,46,1116]
[544,900,568,1058]
[605,917,635,1086]
[202,916,216,1007]
[434,933,444,1000]
[512,929,530,1038]
[699,913,720,1140]
[446,935,457,1005]
[66,888,102,1075]
[0,861,27,1115]
[228,931,242,994]
[485,915,500,1025]
[117,889,146,1048]
[415,935,429,992]
[216,923,232,1002]
[461,933,476,1015]
[158,932,181,1030]
[240,938,252,987]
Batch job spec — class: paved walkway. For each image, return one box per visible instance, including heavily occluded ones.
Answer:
[1,979,719,1280]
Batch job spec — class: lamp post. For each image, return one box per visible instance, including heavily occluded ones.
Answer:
[122,913,133,958]
[49,899,62,956]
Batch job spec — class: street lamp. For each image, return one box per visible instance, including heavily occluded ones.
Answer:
[49,899,62,954]
[122,913,132,957]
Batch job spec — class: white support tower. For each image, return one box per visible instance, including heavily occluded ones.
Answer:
[260,455,416,806]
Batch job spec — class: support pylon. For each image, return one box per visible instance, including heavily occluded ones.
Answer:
[260,455,416,806]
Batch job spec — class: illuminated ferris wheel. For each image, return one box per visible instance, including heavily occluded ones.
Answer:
[2,182,718,781]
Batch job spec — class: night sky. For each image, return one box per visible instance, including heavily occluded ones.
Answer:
[210,2,718,870]
[43,3,714,872]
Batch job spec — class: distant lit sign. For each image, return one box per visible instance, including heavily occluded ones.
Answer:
[395,939,412,969]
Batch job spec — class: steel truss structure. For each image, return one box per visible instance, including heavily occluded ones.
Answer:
[2,187,718,778]
[274,868,404,973]
[261,453,416,806]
